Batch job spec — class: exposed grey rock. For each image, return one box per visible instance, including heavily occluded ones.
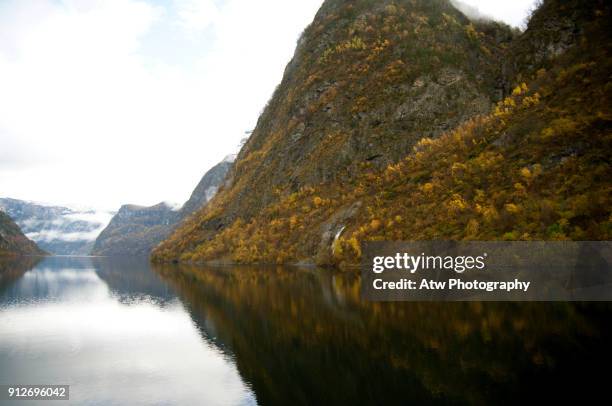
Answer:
[179,160,233,217]
[91,203,178,256]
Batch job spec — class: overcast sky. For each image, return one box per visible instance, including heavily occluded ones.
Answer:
[0,0,538,210]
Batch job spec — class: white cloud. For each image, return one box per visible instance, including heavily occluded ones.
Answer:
[455,0,539,28]
[0,0,323,210]
[27,229,102,242]
[174,0,220,34]
[19,207,114,242]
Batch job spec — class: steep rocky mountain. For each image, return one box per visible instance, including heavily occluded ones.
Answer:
[220,0,513,219]
[153,0,512,261]
[92,203,178,256]
[179,159,234,217]
[0,210,46,256]
[153,0,611,267]
[92,158,232,256]
[0,198,112,255]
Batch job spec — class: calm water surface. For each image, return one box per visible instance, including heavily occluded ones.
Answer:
[0,256,611,405]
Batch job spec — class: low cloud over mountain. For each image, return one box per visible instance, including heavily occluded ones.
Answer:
[0,198,113,255]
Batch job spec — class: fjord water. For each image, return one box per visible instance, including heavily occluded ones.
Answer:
[1,257,611,405]
[0,257,255,406]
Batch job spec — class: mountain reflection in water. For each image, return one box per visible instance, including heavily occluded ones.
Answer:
[0,256,610,405]
[154,263,612,405]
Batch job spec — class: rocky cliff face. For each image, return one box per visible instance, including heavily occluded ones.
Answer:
[153,0,611,266]
[0,210,45,256]
[0,198,112,255]
[503,0,599,89]
[92,203,178,256]
[179,159,233,218]
[92,159,232,256]
[214,0,512,220]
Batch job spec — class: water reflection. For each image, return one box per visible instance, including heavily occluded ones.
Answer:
[0,257,255,406]
[154,263,612,405]
[1,257,611,405]
[0,256,42,296]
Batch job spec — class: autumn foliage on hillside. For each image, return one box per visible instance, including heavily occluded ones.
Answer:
[152,0,611,268]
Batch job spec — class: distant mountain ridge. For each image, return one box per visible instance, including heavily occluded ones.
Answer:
[91,202,178,256]
[92,158,233,256]
[0,198,112,255]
